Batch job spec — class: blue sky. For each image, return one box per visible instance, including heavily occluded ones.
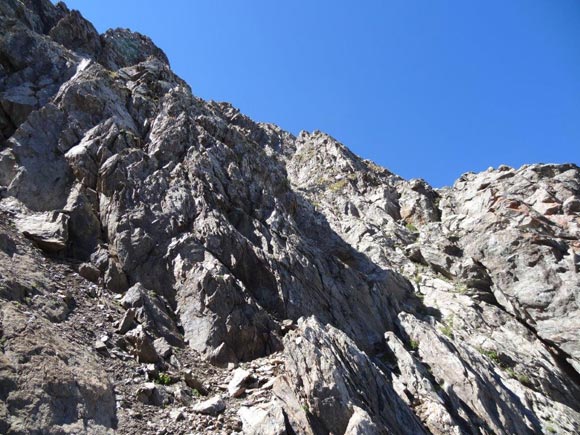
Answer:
[61,0,580,187]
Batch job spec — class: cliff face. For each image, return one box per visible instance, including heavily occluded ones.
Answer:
[0,1,579,434]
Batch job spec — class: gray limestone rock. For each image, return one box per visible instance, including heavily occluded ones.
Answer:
[227,368,252,398]
[49,10,101,58]
[135,382,167,406]
[0,0,579,433]
[239,402,287,435]
[15,210,69,252]
[344,406,382,435]
[104,260,129,293]
[117,308,137,334]
[99,28,169,70]
[0,303,116,434]
[78,262,101,283]
[153,336,172,359]
[192,396,226,416]
[182,370,209,396]
[124,325,159,364]
[284,317,427,435]
[121,283,182,345]
[272,376,315,435]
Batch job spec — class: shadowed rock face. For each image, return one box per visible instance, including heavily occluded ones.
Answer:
[0,1,579,434]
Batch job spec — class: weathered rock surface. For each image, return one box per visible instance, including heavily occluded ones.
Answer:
[284,317,427,435]
[192,396,226,416]
[228,368,253,398]
[239,402,286,435]
[0,0,578,433]
[15,209,69,252]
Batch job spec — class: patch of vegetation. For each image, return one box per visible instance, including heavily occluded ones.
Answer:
[106,70,119,80]
[328,179,348,192]
[314,175,327,186]
[440,317,454,339]
[409,339,420,351]
[405,222,418,233]
[455,283,468,294]
[156,373,173,385]
[191,388,201,397]
[435,272,452,283]
[301,403,310,414]
[478,348,501,365]
[516,373,532,387]
[502,366,532,387]
[477,347,534,386]
[504,367,532,387]
[504,367,516,378]
[295,147,317,163]
[440,324,453,338]
[413,272,422,285]
[366,161,385,173]
[546,425,557,433]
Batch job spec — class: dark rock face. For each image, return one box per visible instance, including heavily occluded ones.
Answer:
[0,1,579,434]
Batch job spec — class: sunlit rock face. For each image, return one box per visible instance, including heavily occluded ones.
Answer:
[0,1,579,433]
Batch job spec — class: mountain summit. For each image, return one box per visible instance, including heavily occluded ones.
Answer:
[0,1,579,433]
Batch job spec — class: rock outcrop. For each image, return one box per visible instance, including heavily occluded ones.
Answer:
[0,1,578,434]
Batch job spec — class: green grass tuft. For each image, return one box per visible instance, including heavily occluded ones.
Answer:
[478,348,501,364]
[440,316,454,339]
[328,179,348,192]
[405,222,418,233]
[440,323,454,339]
[156,373,173,385]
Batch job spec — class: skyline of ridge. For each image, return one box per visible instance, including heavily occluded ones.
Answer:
[61,0,580,187]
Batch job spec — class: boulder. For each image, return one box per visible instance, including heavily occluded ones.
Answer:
[124,325,159,363]
[78,262,100,282]
[182,370,209,396]
[153,337,172,359]
[344,407,381,435]
[227,368,252,398]
[239,402,286,435]
[15,211,69,252]
[104,260,129,293]
[136,382,168,406]
[192,396,226,416]
[121,283,182,345]
[117,308,136,334]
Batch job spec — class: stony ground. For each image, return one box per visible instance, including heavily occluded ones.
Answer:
[0,207,285,434]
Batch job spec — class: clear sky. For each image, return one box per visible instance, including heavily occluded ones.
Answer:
[61,0,580,187]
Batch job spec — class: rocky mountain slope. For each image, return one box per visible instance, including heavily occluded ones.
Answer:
[0,1,579,434]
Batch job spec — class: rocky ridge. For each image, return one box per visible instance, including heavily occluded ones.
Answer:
[0,1,579,434]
